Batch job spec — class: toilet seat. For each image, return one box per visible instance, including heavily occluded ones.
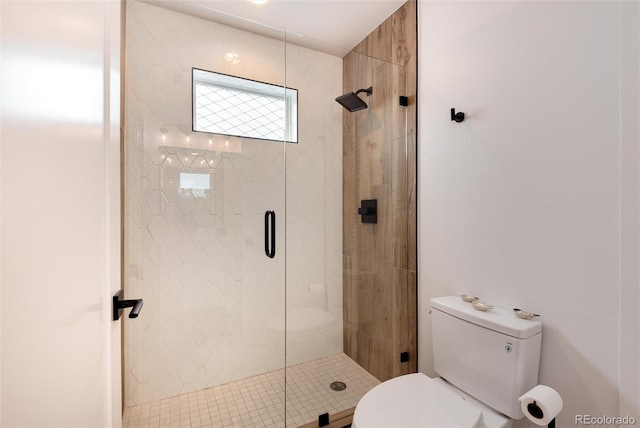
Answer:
[353,373,485,428]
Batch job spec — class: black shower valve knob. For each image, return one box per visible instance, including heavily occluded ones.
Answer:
[358,199,377,224]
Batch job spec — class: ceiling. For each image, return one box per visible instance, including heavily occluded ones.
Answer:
[144,0,407,57]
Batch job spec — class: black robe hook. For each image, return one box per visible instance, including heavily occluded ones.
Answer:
[451,108,465,123]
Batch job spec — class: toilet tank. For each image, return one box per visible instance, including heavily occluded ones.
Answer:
[431,297,542,420]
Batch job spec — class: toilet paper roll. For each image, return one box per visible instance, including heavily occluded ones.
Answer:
[518,385,563,426]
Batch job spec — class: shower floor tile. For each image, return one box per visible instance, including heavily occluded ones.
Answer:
[123,353,380,428]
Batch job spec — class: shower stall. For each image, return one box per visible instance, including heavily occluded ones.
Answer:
[122,0,416,426]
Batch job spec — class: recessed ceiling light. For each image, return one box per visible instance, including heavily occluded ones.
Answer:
[250,0,268,5]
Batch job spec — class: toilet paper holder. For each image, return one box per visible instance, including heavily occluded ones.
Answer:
[527,401,555,428]
[519,384,563,428]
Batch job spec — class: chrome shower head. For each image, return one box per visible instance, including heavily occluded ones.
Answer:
[335,87,372,112]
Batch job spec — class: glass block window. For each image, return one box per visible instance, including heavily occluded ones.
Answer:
[192,68,298,143]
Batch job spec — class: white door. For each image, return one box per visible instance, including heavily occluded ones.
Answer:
[1,1,123,426]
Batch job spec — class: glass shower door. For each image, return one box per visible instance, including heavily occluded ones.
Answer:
[123,3,288,424]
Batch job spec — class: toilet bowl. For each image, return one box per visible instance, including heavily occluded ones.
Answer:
[352,373,511,428]
[352,296,542,428]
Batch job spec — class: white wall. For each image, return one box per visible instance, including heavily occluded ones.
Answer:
[0,0,121,426]
[619,0,640,421]
[418,1,639,426]
[124,0,343,406]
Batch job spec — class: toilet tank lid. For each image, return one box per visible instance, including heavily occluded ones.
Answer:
[431,296,541,339]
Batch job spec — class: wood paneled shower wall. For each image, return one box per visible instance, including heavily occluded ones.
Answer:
[342,0,417,381]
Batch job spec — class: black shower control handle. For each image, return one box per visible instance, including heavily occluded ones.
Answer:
[358,199,377,224]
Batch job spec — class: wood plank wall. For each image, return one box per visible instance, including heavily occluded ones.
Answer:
[342,0,417,382]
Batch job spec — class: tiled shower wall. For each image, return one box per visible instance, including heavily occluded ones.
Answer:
[342,1,417,382]
[124,0,343,406]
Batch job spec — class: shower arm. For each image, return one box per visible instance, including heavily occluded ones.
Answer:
[355,87,373,97]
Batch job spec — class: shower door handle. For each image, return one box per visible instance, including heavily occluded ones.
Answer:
[265,210,276,259]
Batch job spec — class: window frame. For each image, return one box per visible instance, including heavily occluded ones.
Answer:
[191,67,298,144]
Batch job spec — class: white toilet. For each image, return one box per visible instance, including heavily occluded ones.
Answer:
[353,296,542,428]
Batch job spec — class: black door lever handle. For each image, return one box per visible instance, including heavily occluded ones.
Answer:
[113,290,144,321]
